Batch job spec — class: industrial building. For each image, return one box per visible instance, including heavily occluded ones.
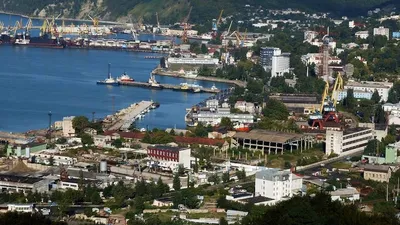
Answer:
[336,80,393,102]
[62,116,76,137]
[192,108,254,126]
[7,143,47,158]
[363,164,393,183]
[325,127,373,156]
[233,129,313,154]
[147,145,191,171]
[0,174,51,193]
[362,144,398,165]
[268,93,321,114]
[167,57,219,66]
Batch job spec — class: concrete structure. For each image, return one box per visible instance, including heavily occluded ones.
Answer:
[373,26,390,39]
[32,153,77,166]
[362,145,398,165]
[7,143,47,157]
[167,57,219,66]
[336,80,393,102]
[234,101,256,114]
[62,116,76,137]
[363,164,392,183]
[233,129,312,154]
[260,47,281,70]
[255,169,302,203]
[147,145,191,171]
[304,31,318,42]
[152,197,173,207]
[206,99,219,109]
[301,53,342,65]
[330,187,360,202]
[325,128,373,156]
[0,175,51,193]
[355,31,369,39]
[93,135,112,148]
[383,102,400,125]
[271,53,291,77]
[7,204,35,213]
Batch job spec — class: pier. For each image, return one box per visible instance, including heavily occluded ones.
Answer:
[118,81,220,93]
[105,101,154,131]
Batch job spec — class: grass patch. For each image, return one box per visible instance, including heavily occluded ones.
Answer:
[331,162,352,169]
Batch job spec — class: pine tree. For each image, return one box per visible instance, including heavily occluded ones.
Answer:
[173,173,181,191]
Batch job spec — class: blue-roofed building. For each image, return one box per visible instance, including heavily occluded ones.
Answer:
[393,32,400,40]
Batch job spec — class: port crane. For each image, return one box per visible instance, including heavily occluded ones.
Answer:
[212,9,224,37]
[181,6,192,43]
[88,14,100,34]
[154,12,161,33]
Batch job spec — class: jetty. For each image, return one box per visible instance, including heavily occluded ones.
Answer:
[105,101,154,131]
[118,81,220,93]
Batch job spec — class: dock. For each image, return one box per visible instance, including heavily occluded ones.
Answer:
[118,81,220,93]
[105,101,154,131]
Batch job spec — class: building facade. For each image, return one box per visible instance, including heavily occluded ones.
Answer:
[260,47,281,70]
[363,165,392,183]
[147,145,191,171]
[234,101,256,114]
[325,128,373,155]
[193,108,254,126]
[167,57,219,65]
[355,31,369,39]
[271,53,291,77]
[336,80,393,102]
[62,116,76,137]
[255,169,301,201]
[373,26,390,39]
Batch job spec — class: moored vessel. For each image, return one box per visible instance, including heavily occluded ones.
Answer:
[97,63,119,86]
[148,73,163,89]
[117,72,135,82]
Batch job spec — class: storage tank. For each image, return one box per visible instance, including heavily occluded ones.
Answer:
[25,147,30,158]
[16,146,22,157]
[100,160,107,173]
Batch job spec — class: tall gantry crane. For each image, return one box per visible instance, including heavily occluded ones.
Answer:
[212,9,224,37]
[181,6,192,43]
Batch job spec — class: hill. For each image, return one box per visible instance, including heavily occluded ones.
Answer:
[0,0,396,23]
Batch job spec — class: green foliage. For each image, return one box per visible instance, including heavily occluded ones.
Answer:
[72,116,90,135]
[141,130,174,144]
[371,90,381,104]
[56,137,67,144]
[0,211,67,225]
[263,99,289,120]
[222,172,230,183]
[235,168,246,181]
[208,174,220,184]
[172,188,200,209]
[219,217,228,225]
[173,173,181,191]
[80,133,94,147]
[220,117,233,130]
[111,138,123,148]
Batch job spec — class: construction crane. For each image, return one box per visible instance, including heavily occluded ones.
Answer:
[155,12,161,33]
[212,9,224,32]
[12,20,22,37]
[331,72,344,107]
[181,6,192,43]
[25,18,32,33]
[88,14,99,34]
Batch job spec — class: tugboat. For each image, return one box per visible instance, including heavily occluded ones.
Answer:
[97,63,119,86]
[210,84,218,91]
[117,71,134,82]
[148,73,163,89]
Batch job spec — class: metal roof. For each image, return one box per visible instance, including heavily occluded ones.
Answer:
[234,129,304,143]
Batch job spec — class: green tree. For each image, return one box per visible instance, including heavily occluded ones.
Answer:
[177,165,185,176]
[56,137,67,144]
[219,217,229,225]
[72,116,90,135]
[48,156,54,166]
[111,138,123,148]
[236,168,246,181]
[173,173,181,191]
[220,117,233,130]
[222,172,230,183]
[343,89,356,109]
[201,43,208,54]
[134,196,145,214]
[80,133,94,147]
[208,174,220,184]
[263,99,289,120]
[371,90,381,103]
[156,177,169,195]
[90,192,102,205]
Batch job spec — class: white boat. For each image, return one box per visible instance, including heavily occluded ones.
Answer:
[117,72,134,82]
[210,84,218,91]
[148,73,163,89]
[97,63,119,86]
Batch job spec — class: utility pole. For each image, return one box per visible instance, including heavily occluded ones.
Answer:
[92,111,95,122]
[386,183,389,202]
[48,111,52,144]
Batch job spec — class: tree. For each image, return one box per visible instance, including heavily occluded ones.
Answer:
[90,192,102,204]
[72,116,90,135]
[236,168,246,181]
[208,174,220,184]
[263,99,289,121]
[111,138,123,148]
[201,43,208,54]
[80,133,94,147]
[222,172,230,183]
[56,137,67,144]
[173,173,181,191]
[220,117,233,130]
[219,217,229,225]
[134,196,145,214]
[371,90,381,103]
[48,156,54,166]
[177,165,185,176]
[157,177,169,195]
[343,89,356,109]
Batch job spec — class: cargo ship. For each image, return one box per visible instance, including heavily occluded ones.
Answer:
[13,33,66,48]
[97,64,119,86]
[0,31,12,43]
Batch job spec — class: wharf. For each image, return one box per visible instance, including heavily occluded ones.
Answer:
[152,68,246,87]
[105,101,154,131]
[118,81,220,93]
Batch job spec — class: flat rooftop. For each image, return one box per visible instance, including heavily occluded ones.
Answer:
[343,127,371,135]
[234,129,304,143]
[345,80,393,89]
[0,174,43,184]
[240,196,274,204]
[147,145,187,152]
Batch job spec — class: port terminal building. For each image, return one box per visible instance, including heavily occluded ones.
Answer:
[232,129,313,154]
[268,93,321,115]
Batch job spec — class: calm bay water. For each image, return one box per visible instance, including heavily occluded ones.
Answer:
[0,14,228,132]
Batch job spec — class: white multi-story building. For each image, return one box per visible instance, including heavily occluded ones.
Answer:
[355,31,369,39]
[193,108,254,126]
[271,53,291,77]
[325,128,373,156]
[304,31,319,42]
[62,116,76,137]
[373,26,390,40]
[7,204,35,213]
[260,47,281,71]
[301,53,342,65]
[383,102,400,125]
[147,145,191,171]
[234,101,256,114]
[255,169,302,202]
[167,57,219,65]
[206,99,219,109]
[336,80,393,102]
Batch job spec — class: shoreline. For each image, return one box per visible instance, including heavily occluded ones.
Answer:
[0,11,124,25]
[152,68,247,87]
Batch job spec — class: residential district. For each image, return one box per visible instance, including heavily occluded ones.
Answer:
[3,3,400,225]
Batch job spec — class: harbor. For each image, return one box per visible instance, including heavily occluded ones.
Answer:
[104,100,157,131]
[118,81,220,93]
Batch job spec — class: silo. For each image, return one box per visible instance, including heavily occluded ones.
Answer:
[16,146,22,157]
[25,148,30,158]
[100,160,107,173]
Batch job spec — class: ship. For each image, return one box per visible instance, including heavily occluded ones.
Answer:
[148,73,163,89]
[97,63,119,86]
[188,33,213,41]
[13,32,30,45]
[0,30,12,43]
[117,72,134,82]
[210,84,219,91]
[13,33,67,48]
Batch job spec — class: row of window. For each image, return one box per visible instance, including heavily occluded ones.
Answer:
[149,150,178,157]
